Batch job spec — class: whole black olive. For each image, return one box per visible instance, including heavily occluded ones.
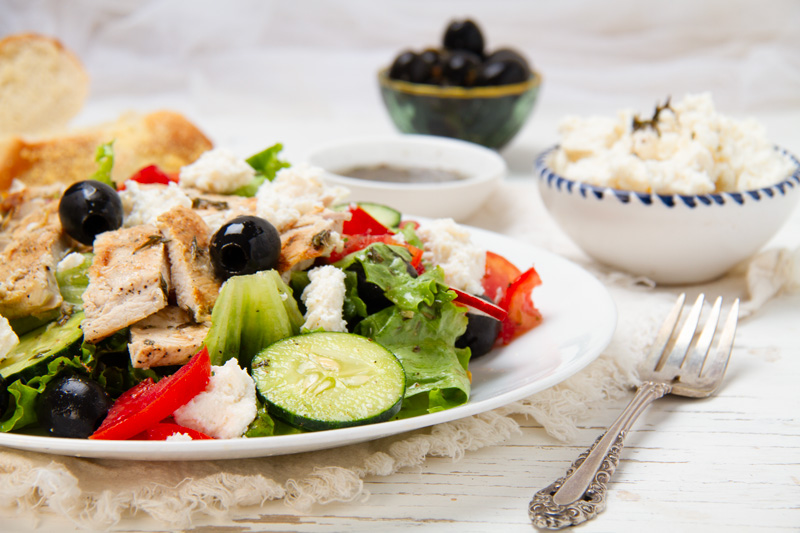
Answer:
[475,57,530,86]
[455,296,502,358]
[485,48,531,73]
[210,215,281,280]
[413,48,443,85]
[0,375,9,417]
[58,180,123,245]
[441,50,482,87]
[443,19,485,57]
[389,50,418,81]
[37,374,111,438]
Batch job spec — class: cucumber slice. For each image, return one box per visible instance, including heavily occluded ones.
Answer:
[0,311,84,380]
[251,332,405,431]
[334,202,402,228]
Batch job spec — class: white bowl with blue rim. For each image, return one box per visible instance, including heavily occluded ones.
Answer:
[535,146,800,285]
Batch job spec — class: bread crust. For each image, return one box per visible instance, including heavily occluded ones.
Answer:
[0,33,89,136]
[0,111,214,190]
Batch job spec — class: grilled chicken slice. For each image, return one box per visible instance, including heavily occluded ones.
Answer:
[81,225,170,343]
[156,206,220,322]
[128,306,209,368]
[278,210,347,273]
[0,201,70,318]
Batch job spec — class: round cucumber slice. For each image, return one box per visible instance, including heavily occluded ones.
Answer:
[251,332,405,431]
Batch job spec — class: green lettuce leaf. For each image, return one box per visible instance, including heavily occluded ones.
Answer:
[89,141,116,187]
[203,270,304,368]
[234,143,291,197]
[339,243,471,416]
[55,252,93,308]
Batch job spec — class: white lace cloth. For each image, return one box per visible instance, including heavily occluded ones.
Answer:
[1,180,797,529]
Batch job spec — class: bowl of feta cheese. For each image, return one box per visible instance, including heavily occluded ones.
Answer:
[536,93,800,284]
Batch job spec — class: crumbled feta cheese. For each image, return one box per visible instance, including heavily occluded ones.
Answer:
[416,218,486,295]
[120,181,192,227]
[256,163,348,232]
[173,358,257,439]
[56,252,86,272]
[552,93,796,194]
[165,432,193,442]
[0,313,19,362]
[301,265,348,332]
[179,148,255,194]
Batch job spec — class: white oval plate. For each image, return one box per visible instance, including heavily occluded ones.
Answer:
[0,226,616,461]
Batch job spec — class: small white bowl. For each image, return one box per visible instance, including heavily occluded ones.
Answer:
[535,146,800,285]
[305,134,506,221]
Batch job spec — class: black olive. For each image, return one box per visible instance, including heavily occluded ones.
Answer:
[443,19,485,58]
[389,50,418,81]
[441,50,482,87]
[37,374,111,439]
[0,375,9,417]
[455,295,502,358]
[475,58,530,86]
[485,48,531,73]
[210,215,281,280]
[414,48,444,85]
[58,180,123,245]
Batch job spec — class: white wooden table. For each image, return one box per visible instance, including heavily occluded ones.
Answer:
[8,253,798,533]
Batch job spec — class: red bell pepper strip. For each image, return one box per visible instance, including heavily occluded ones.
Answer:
[341,205,393,236]
[481,251,522,304]
[89,348,212,440]
[451,287,508,322]
[117,165,178,191]
[497,266,543,344]
[132,421,213,441]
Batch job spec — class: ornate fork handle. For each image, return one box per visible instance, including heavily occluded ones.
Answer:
[529,381,672,530]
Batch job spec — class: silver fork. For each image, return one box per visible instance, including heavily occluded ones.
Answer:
[528,293,739,529]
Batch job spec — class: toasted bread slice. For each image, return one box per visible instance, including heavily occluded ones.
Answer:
[0,110,214,190]
[0,33,89,137]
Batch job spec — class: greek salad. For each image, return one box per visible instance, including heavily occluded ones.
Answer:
[0,142,542,441]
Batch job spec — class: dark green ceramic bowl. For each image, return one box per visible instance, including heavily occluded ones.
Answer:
[378,68,541,150]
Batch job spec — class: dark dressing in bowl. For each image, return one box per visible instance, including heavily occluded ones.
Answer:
[340,164,467,184]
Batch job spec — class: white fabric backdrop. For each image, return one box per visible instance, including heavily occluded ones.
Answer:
[2,0,799,168]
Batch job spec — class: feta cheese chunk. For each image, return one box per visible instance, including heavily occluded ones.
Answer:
[173,358,257,439]
[165,432,193,442]
[0,314,19,362]
[301,265,348,332]
[179,148,255,194]
[119,181,192,227]
[56,252,86,272]
[416,218,486,295]
[256,163,348,232]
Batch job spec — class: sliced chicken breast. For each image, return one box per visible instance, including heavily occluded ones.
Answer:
[156,206,220,322]
[0,201,70,318]
[128,306,209,368]
[81,224,170,343]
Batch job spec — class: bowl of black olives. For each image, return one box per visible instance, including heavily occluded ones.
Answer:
[380,19,541,150]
